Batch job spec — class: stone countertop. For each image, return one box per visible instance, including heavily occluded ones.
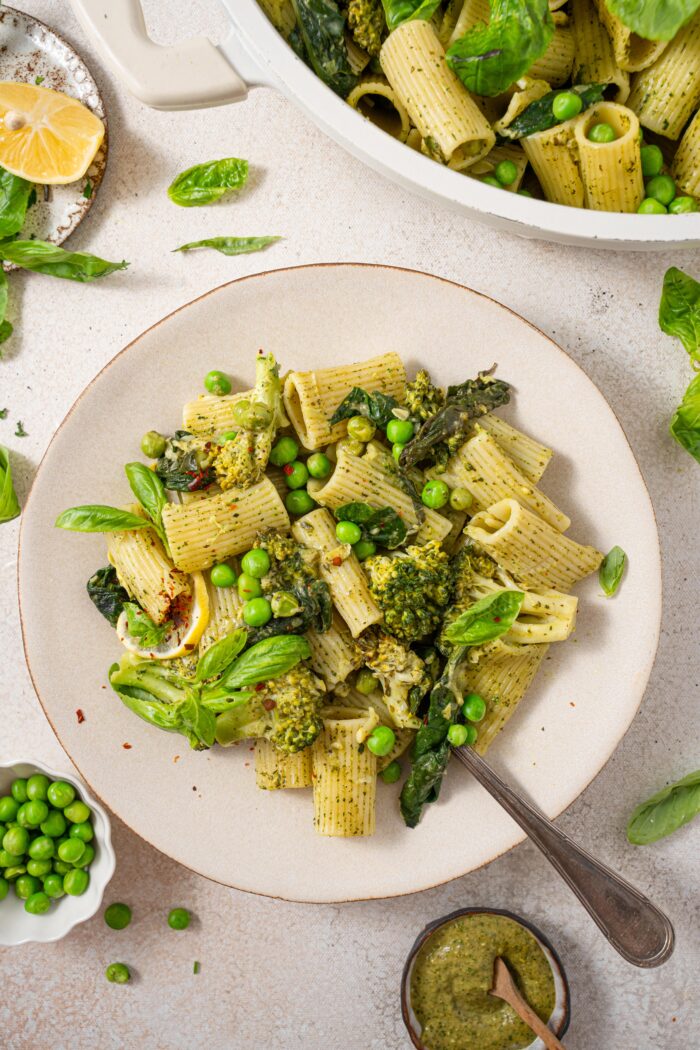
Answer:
[0,2,698,1047]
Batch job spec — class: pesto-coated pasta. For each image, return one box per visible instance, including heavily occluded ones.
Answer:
[107,505,190,625]
[571,0,629,103]
[306,611,362,688]
[529,18,575,87]
[347,76,411,141]
[183,390,252,436]
[477,415,553,483]
[592,0,667,72]
[575,102,643,212]
[255,739,313,789]
[627,11,700,139]
[462,640,550,754]
[312,708,378,836]
[672,109,700,199]
[522,117,585,208]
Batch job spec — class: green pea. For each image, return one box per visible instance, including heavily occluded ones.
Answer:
[168,906,191,930]
[47,780,76,809]
[43,873,65,899]
[24,889,51,915]
[231,399,252,427]
[379,761,402,784]
[494,159,518,186]
[646,174,676,205]
[105,902,132,930]
[347,416,376,442]
[52,859,72,875]
[204,370,232,396]
[0,876,7,901]
[421,479,450,509]
[552,90,583,122]
[367,726,396,757]
[64,800,91,824]
[640,144,664,178]
[219,430,237,443]
[75,843,95,868]
[63,868,89,896]
[14,874,39,900]
[69,822,94,843]
[386,418,414,444]
[587,122,616,143]
[28,835,55,860]
[392,442,405,462]
[482,175,502,188]
[21,800,48,827]
[241,548,271,579]
[4,866,26,880]
[283,461,309,490]
[0,849,19,867]
[353,539,376,562]
[285,490,317,516]
[11,779,28,804]
[27,859,52,878]
[242,597,272,627]
[3,825,29,857]
[355,669,380,695]
[335,520,362,545]
[307,452,332,479]
[140,430,167,459]
[270,591,302,617]
[449,487,473,511]
[106,963,130,984]
[58,838,85,865]
[336,436,365,457]
[637,198,667,214]
[16,804,31,828]
[464,724,478,746]
[0,796,19,822]
[269,435,299,466]
[210,563,236,588]
[40,810,67,838]
[447,723,469,747]
[669,195,698,214]
[463,692,487,722]
[248,402,272,430]
[237,572,262,601]
[26,774,50,801]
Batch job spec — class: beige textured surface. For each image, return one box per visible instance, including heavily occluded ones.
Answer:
[0,1,698,1047]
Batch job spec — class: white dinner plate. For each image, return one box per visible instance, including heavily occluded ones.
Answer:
[18,264,661,902]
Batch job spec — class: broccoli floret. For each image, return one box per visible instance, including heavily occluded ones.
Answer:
[346,0,385,57]
[357,628,431,728]
[213,352,287,490]
[215,665,326,752]
[405,369,445,425]
[437,545,499,654]
[247,529,333,641]
[365,540,451,644]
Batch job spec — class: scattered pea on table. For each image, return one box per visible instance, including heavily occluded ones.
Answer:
[168,907,191,930]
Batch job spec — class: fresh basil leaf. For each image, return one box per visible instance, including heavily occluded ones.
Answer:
[221,635,311,688]
[606,0,700,42]
[0,267,11,353]
[87,566,130,626]
[0,444,20,523]
[55,505,153,532]
[0,167,33,238]
[444,590,524,645]
[336,501,407,548]
[195,628,248,683]
[447,0,554,98]
[167,157,249,207]
[329,386,400,427]
[174,236,281,256]
[123,603,170,648]
[500,83,606,139]
[659,267,700,366]
[599,545,626,597]
[178,692,217,750]
[291,0,358,97]
[670,372,700,463]
[0,240,128,281]
[200,690,253,713]
[380,0,442,32]
[125,462,167,535]
[627,769,700,845]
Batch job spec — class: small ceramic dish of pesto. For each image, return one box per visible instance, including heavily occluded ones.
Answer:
[402,907,570,1050]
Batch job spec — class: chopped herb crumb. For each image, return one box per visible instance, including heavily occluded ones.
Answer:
[15,420,27,437]
[83,179,93,199]
[34,75,45,85]
[193,961,200,974]
[0,408,7,419]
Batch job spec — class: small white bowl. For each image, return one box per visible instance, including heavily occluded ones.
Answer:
[0,758,115,946]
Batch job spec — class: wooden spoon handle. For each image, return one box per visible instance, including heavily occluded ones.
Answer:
[502,991,566,1050]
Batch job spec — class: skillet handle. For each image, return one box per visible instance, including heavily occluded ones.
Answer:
[68,0,250,110]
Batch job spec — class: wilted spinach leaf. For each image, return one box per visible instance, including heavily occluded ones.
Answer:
[291,0,358,97]
[87,566,129,626]
[330,386,401,428]
[155,432,218,492]
[335,501,407,548]
[167,158,249,207]
[174,236,281,256]
[499,83,606,140]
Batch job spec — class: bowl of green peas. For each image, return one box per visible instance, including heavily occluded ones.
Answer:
[0,759,115,946]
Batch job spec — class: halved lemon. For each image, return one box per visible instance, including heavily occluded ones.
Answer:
[0,82,104,185]
[116,572,210,661]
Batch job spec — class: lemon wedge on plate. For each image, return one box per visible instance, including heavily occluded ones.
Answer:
[0,81,105,185]
[116,572,210,661]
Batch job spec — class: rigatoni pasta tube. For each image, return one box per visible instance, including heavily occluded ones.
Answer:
[575,102,643,212]
[283,352,406,450]
[182,390,252,436]
[292,508,382,637]
[470,143,529,191]
[107,506,190,624]
[255,740,312,790]
[461,641,550,755]
[523,117,585,208]
[592,0,667,72]
[347,76,411,142]
[312,708,378,836]
[627,12,700,138]
[162,478,288,573]
[466,498,603,590]
[672,109,700,198]
[380,20,495,170]
[466,574,578,643]
[477,415,552,483]
[199,573,243,652]
[447,0,489,45]
[306,611,362,689]
[571,0,629,103]
[257,0,295,37]
[528,21,575,87]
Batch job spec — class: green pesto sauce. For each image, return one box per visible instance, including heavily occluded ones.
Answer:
[410,913,555,1050]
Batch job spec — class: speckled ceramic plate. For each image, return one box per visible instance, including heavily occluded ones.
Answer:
[0,6,107,269]
[18,264,661,903]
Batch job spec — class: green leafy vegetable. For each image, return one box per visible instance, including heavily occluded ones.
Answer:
[0,166,33,239]
[447,0,554,98]
[670,373,700,463]
[599,546,626,597]
[155,431,217,493]
[86,567,129,626]
[195,628,247,683]
[499,83,606,140]
[0,240,128,281]
[291,0,358,97]
[167,157,249,207]
[443,589,524,645]
[627,769,700,845]
[379,0,442,32]
[14,420,26,437]
[335,501,407,548]
[329,386,400,428]
[125,462,169,548]
[123,603,170,648]
[0,408,7,418]
[111,658,218,750]
[83,180,93,199]
[0,267,12,351]
[219,635,311,689]
[174,236,281,256]
[606,0,700,42]
[55,505,153,533]
[0,444,20,523]
[659,267,700,366]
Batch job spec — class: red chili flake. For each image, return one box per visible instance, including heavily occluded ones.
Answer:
[123,743,132,750]
[262,699,277,711]
[283,464,294,475]
[255,682,266,692]
[493,616,501,622]
[184,643,195,651]
[76,708,85,724]
[332,556,342,566]
[173,755,181,763]
[569,702,576,708]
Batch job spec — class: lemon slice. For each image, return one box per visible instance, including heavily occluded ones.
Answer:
[0,82,105,185]
[116,572,210,661]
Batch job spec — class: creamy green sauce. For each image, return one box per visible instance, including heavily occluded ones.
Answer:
[410,913,555,1050]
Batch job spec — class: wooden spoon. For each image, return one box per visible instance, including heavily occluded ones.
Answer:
[489,957,567,1050]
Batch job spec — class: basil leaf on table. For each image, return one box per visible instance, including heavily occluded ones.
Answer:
[444,589,524,645]
[87,566,130,626]
[627,770,700,845]
[670,373,700,463]
[0,444,20,523]
[380,0,442,32]
[220,635,311,688]
[167,157,249,207]
[0,267,12,351]
[195,628,248,683]
[174,236,281,256]
[335,501,407,548]
[124,603,170,648]
[55,505,153,532]
[659,267,700,365]
[0,240,128,281]
[606,0,700,42]
[499,83,606,140]
[447,0,554,98]
[291,0,358,97]
[599,546,627,597]
[329,386,401,428]
[0,167,33,238]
